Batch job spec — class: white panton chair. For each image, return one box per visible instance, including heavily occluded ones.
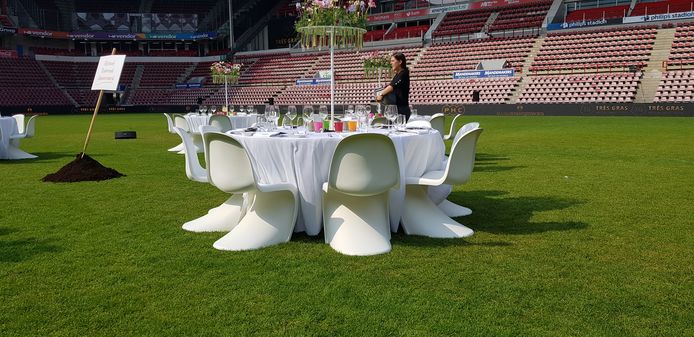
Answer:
[438,122,481,217]
[7,115,37,159]
[164,113,184,152]
[205,132,298,251]
[172,127,244,232]
[323,133,399,256]
[209,115,233,132]
[12,114,25,134]
[443,114,463,141]
[429,113,445,139]
[401,129,483,238]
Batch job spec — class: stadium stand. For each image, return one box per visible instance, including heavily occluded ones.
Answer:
[74,0,139,13]
[654,70,694,102]
[413,37,536,79]
[383,25,430,40]
[655,22,694,102]
[365,29,387,42]
[488,0,552,32]
[530,26,656,73]
[10,0,694,109]
[565,5,630,23]
[518,73,642,103]
[433,7,494,38]
[0,58,72,106]
[665,22,694,69]
[205,86,284,106]
[150,0,218,14]
[411,78,520,104]
[631,0,694,16]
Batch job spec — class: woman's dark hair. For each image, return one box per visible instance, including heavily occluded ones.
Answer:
[392,52,407,69]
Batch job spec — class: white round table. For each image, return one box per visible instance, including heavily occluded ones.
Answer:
[0,117,19,160]
[229,114,258,129]
[184,114,210,133]
[185,114,258,131]
[229,129,445,235]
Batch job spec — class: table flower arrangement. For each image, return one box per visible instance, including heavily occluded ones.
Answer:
[295,0,376,49]
[210,61,242,84]
[362,50,391,77]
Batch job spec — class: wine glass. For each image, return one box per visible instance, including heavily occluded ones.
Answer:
[318,105,328,121]
[345,104,354,115]
[199,105,207,115]
[286,105,297,126]
[355,105,368,131]
[248,105,255,114]
[266,106,278,129]
[210,105,217,115]
[302,105,314,120]
[384,105,398,129]
[238,105,245,114]
[410,105,418,119]
[395,115,406,131]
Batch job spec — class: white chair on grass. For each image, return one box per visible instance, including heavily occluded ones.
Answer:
[437,122,481,217]
[173,126,244,232]
[164,113,184,152]
[453,122,480,144]
[174,115,203,154]
[205,132,298,251]
[323,134,399,256]
[172,126,207,183]
[209,115,233,132]
[7,115,38,159]
[12,114,25,134]
[443,114,463,141]
[429,113,445,138]
[401,128,483,238]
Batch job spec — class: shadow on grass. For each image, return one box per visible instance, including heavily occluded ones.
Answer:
[0,152,74,164]
[473,165,525,173]
[392,233,512,248]
[289,190,585,249]
[290,228,513,249]
[472,153,525,172]
[450,190,587,235]
[475,153,511,162]
[0,227,18,236]
[0,236,62,263]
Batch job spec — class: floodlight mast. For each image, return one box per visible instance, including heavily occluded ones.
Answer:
[228,0,234,50]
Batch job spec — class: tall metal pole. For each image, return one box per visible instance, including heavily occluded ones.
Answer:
[224,76,229,108]
[330,27,334,128]
[228,0,234,51]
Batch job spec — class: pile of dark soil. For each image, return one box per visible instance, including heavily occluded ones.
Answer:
[43,153,124,182]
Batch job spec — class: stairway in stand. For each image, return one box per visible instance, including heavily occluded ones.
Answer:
[635,28,676,103]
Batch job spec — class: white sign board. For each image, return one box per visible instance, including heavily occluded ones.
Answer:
[91,55,126,91]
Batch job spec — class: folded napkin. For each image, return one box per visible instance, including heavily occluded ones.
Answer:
[253,131,286,138]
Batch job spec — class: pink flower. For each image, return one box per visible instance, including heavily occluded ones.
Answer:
[368,0,376,8]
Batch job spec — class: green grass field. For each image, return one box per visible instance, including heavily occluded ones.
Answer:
[1,114,692,336]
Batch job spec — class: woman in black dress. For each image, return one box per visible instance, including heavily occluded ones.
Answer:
[375,52,410,120]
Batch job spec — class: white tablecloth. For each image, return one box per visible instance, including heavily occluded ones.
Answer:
[184,114,210,133]
[229,114,258,129]
[0,117,19,160]
[231,129,445,235]
[185,114,258,131]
